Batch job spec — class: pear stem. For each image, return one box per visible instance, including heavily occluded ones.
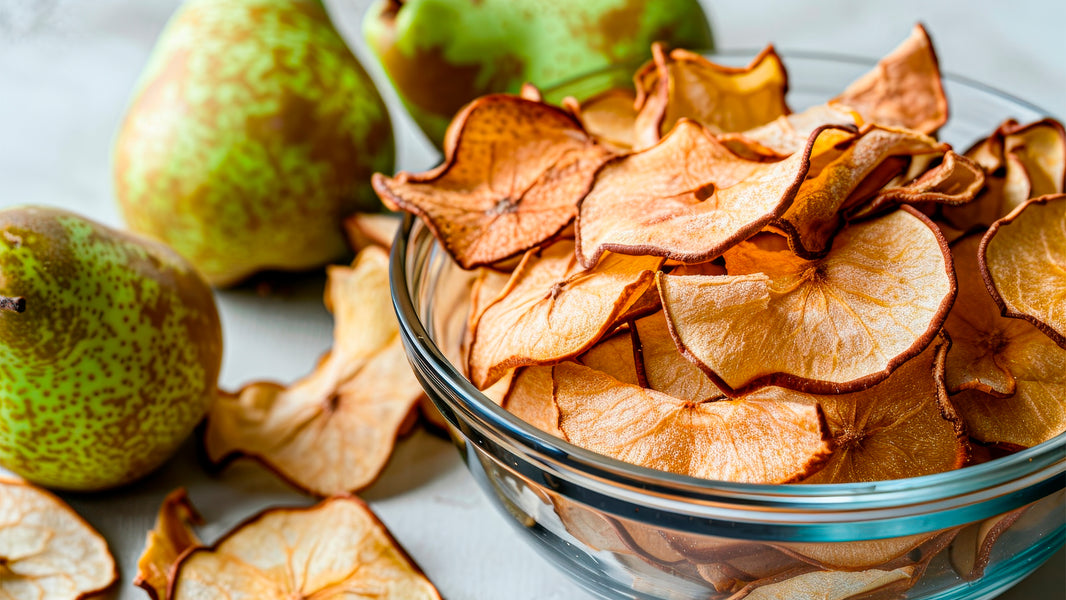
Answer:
[0,296,26,313]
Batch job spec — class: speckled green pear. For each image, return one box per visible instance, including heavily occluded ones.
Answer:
[0,207,222,491]
[114,0,394,287]
[363,0,714,145]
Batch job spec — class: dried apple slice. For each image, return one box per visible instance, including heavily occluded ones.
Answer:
[661,207,955,395]
[0,477,117,600]
[830,24,948,134]
[774,532,940,573]
[553,362,831,483]
[949,508,1026,580]
[720,104,861,160]
[577,119,856,267]
[727,565,918,600]
[467,239,662,389]
[980,194,1066,347]
[633,311,725,402]
[633,44,790,149]
[372,95,611,268]
[564,88,639,153]
[203,247,424,496]
[168,497,440,600]
[342,211,402,251]
[134,488,204,600]
[861,150,985,216]
[502,366,561,437]
[577,329,641,386]
[800,333,967,483]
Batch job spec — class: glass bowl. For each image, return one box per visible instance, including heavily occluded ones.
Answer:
[390,52,1066,600]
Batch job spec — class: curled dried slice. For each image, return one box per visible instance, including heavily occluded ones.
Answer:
[861,150,985,216]
[342,211,402,251]
[467,240,662,389]
[633,311,724,402]
[720,104,861,160]
[134,488,204,600]
[801,333,967,483]
[831,24,948,134]
[203,247,424,496]
[0,477,117,600]
[577,119,855,267]
[661,207,955,395]
[502,366,561,437]
[980,194,1066,347]
[633,44,790,149]
[727,566,918,600]
[373,95,611,268]
[553,362,831,483]
[564,89,639,153]
[949,508,1026,580]
[168,497,440,600]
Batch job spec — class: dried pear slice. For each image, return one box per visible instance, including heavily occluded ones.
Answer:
[553,363,831,483]
[980,193,1066,347]
[577,119,856,267]
[342,211,401,252]
[467,239,662,389]
[372,95,611,268]
[577,329,641,386]
[203,247,424,496]
[633,311,725,402]
[502,366,561,437]
[774,532,938,572]
[861,150,985,216]
[633,44,790,149]
[949,508,1026,580]
[830,25,948,134]
[661,207,955,395]
[564,89,639,153]
[168,497,440,600]
[134,488,204,600]
[801,333,968,483]
[0,478,117,600]
[720,104,861,160]
[727,565,917,600]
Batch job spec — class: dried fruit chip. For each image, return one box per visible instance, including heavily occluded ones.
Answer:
[553,362,831,483]
[577,119,856,267]
[372,95,611,268]
[134,488,204,600]
[774,532,939,571]
[949,508,1026,580]
[633,44,790,149]
[830,25,948,134]
[727,565,918,600]
[801,333,968,483]
[720,104,860,160]
[661,207,955,395]
[467,240,662,389]
[0,477,117,600]
[342,211,402,251]
[502,366,561,437]
[577,329,641,386]
[980,193,1066,347]
[168,497,440,600]
[633,311,725,402]
[564,89,639,153]
[203,247,424,496]
[860,150,985,217]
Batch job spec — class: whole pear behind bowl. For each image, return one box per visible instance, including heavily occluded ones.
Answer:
[0,206,222,491]
[114,0,394,287]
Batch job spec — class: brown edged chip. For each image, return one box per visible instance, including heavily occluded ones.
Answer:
[134,488,204,600]
[720,104,861,160]
[553,362,831,483]
[774,532,940,572]
[202,247,424,496]
[633,44,790,149]
[660,207,955,396]
[860,150,986,217]
[576,119,857,268]
[577,328,641,386]
[949,508,1026,580]
[168,496,441,600]
[342,211,402,252]
[726,565,918,600]
[980,193,1066,347]
[632,311,725,402]
[830,24,948,134]
[372,94,611,269]
[0,477,117,600]
[563,89,640,153]
[467,239,662,389]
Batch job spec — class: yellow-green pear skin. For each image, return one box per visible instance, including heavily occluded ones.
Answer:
[363,0,714,145]
[0,206,223,491]
[114,0,394,287]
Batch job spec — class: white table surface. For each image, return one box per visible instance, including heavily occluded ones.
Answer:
[1,0,1063,598]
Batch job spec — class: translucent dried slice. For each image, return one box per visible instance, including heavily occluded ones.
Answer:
[0,477,117,600]
[467,240,662,389]
[577,119,855,267]
[502,366,561,437]
[577,329,640,386]
[720,104,861,160]
[168,497,440,600]
[203,247,424,496]
[775,125,948,258]
[830,25,948,134]
[801,333,966,483]
[372,95,611,268]
[134,488,204,600]
[564,89,639,153]
[633,311,725,402]
[342,211,402,251]
[633,44,790,149]
[661,207,955,395]
[553,362,831,483]
[727,565,917,600]
[980,194,1066,347]
[949,508,1026,580]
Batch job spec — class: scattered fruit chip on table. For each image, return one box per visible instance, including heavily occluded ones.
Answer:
[167,496,441,600]
[0,477,117,599]
[134,488,204,600]
[202,246,423,496]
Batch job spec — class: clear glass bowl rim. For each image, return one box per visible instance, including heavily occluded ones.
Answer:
[389,50,1066,528]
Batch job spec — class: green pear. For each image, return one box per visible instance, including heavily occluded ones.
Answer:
[363,0,714,145]
[114,0,394,287]
[0,206,222,491]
